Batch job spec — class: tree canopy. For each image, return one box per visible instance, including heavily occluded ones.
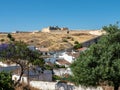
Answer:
[0,37,44,86]
[0,71,14,90]
[70,24,120,90]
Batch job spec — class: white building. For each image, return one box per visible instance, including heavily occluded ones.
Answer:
[58,52,75,63]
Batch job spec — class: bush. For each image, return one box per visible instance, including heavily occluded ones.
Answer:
[63,39,68,42]
[0,71,14,90]
[54,64,65,68]
[60,65,65,68]
[7,33,15,41]
[74,41,79,44]
[30,40,34,43]
[66,36,71,39]
[10,37,15,41]
[73,43,82,49]
[0,38,5,42]
[45,65,52,70]
[54,64,60,68]
[7,33,12,39]
[52,75,61,81]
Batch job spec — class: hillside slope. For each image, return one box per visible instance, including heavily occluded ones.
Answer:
[0,31,98,51]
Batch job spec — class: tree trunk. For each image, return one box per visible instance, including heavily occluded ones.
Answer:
[27,66,30,86]
[14,63,24,87]
[114,84,119,90]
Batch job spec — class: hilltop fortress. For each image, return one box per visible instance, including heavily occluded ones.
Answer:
[41,26,69,33]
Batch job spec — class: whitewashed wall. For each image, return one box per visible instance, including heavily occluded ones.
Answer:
[12,74,103,90]
[75,86,103,90]
[0,62,17,67]
[30,82,103,90]
[30,81,56,90]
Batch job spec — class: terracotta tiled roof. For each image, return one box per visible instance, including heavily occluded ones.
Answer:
[78,47,87,51]
[66,52,80,58]
[56,59,71,65]
[46,62,54,66]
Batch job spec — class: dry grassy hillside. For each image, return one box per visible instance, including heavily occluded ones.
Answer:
[0,31,98,51]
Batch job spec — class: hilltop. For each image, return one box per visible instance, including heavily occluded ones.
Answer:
[0,30,102,51]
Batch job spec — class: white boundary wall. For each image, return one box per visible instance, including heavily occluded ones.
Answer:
[0,62,17,67]
[12,74,103,90]
[30,81,56,90]
[75,86,103,90]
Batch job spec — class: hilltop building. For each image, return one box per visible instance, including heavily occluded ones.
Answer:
[41,26,69,33]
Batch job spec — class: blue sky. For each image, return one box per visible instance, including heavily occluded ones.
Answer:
[0,0,120,32]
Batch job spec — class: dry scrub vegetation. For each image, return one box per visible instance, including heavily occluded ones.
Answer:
[0,31,97,51]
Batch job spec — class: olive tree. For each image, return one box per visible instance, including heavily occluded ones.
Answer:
[0,41,44,87]
[70,24,120,90]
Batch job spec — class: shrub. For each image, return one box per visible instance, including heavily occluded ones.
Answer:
[60,65,65,68]
[52,75,61,81]
[0,71,14,90]
[54,64,65,68]
[73,43,82,49]
[54,64,60,68]
[45,65,52,70]
[63,39,68,42]
[10,37,15,41]
[30,40,34,43]
[7,33,12,39]
[7,33,15,41]
[66,36,71,39]
[0,38,5,42]
[74,41,79,44]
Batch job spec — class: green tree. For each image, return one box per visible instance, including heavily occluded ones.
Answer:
[0,41,44,87]
[7,33,12,39]
[70,24,120,90]
[7,33,15,41]
[0,71,14,90]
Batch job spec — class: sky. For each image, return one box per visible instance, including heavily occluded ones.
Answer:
[0,0,120,32]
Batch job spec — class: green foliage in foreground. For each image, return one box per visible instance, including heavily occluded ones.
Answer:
[0,37,44,86]
[0,71,14,90]
[70,24,120,90]
[52,75,61,81]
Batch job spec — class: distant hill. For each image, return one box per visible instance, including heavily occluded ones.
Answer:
[0,30,100,51]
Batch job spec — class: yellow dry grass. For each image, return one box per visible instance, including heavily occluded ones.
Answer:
[0,31,97,51]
